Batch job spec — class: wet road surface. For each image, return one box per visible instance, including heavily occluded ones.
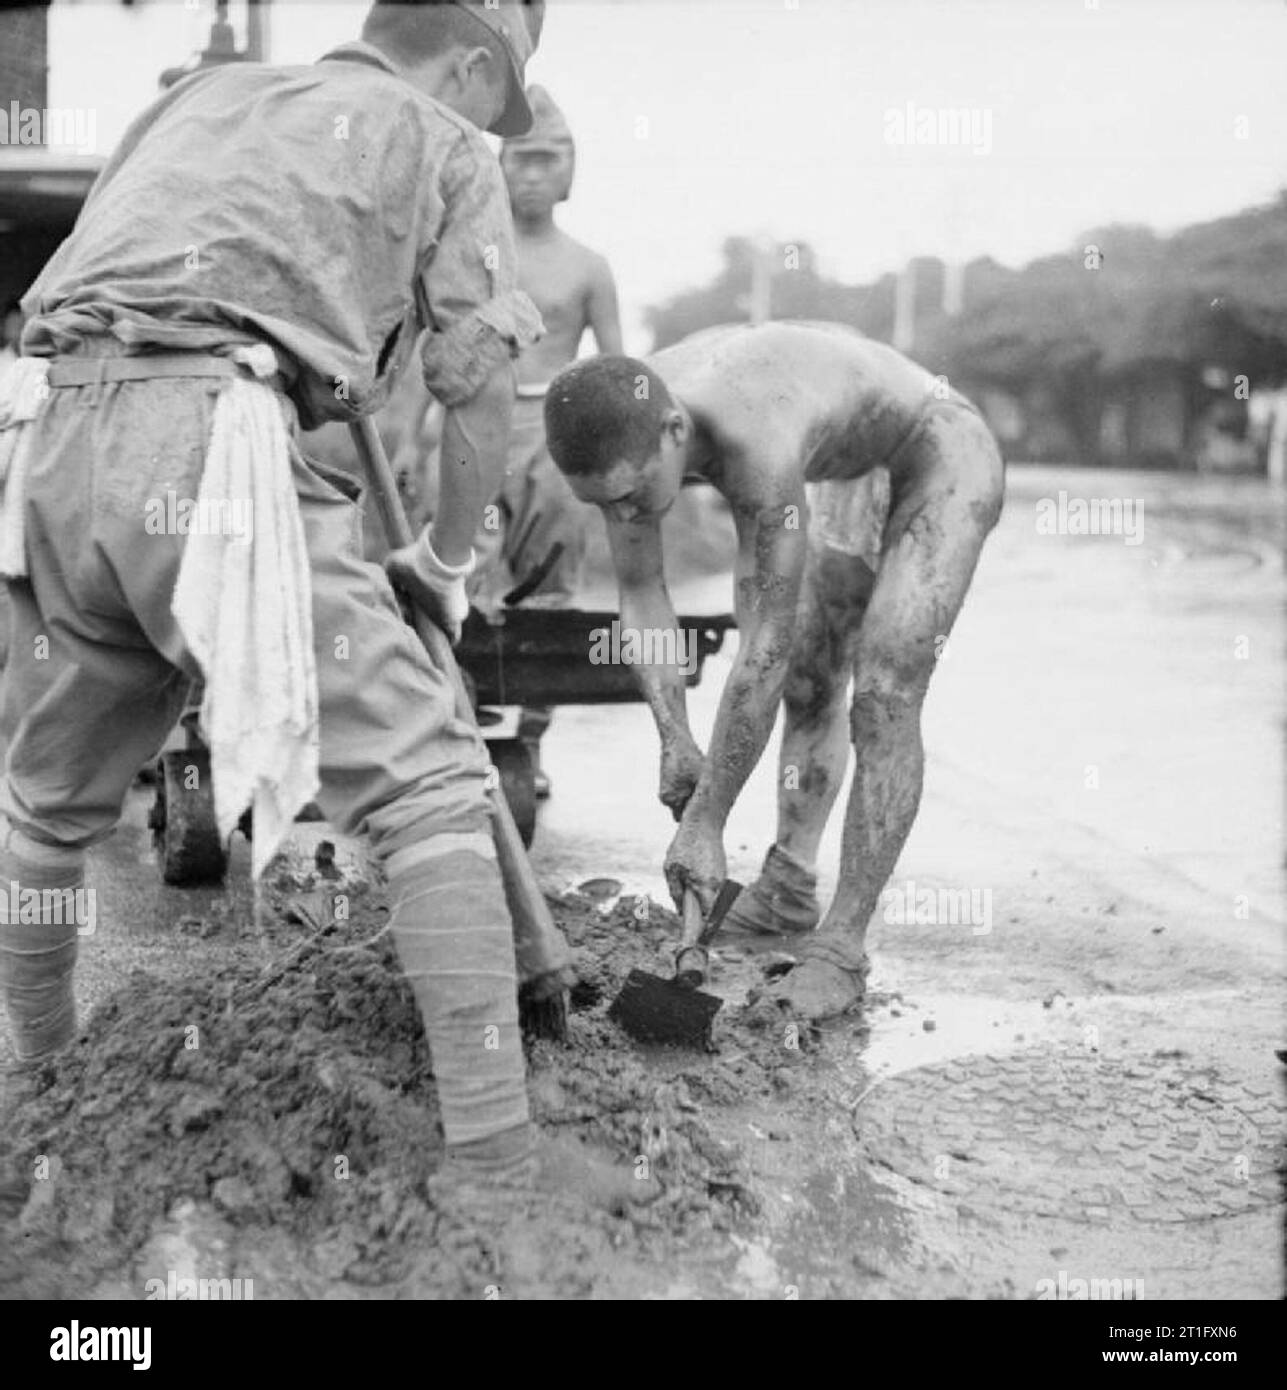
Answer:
[3,463,1282,1298]
[537,463,1285,1298]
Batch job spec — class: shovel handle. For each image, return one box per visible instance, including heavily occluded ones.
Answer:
[674,881,742,988]
[674,889,709,987]
[679,889,705,950]
[348,416,573,995]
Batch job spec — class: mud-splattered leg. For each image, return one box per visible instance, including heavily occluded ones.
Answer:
[778,547,876,863]
[765,409,1004,1019]
[723,543,874,940]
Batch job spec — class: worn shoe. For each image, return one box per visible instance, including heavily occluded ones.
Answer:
[719,843,820,944]
[748,936,870,1021]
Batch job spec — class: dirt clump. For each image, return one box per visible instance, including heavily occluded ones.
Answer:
[0,880,805,1299]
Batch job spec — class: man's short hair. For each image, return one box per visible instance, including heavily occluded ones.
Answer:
[362,2,507,70]
[544,357,674,477]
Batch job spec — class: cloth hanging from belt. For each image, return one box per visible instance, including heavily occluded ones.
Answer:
[0,357,52,576]
[0,345,318,877]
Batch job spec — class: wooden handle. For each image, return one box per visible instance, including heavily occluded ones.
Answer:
[675,897,710,987]
[348,418,571,987]
[351,421,472,718]
[353,416,415,550]
[679,889,706,951]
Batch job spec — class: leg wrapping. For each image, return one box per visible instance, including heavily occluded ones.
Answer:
[384,836,532,1159]
[0,822,83,1063]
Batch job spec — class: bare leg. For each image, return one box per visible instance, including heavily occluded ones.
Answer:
[517,704,553,799]
[765,406,1004,1019]
[723,544,874,939]
[778,548,875,866]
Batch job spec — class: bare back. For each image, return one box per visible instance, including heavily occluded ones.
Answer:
[650,322,945,505]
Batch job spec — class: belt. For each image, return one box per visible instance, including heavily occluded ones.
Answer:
[45,353,284,391]
[515,382,550,400]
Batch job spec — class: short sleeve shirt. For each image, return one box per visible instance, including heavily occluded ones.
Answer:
[20,41,542,428]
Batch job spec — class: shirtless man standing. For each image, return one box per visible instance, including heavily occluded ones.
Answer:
[483,85,621,794]
[542,322,1005,1021]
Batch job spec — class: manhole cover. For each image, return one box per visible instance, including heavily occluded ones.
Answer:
[854,1049,1282,1225]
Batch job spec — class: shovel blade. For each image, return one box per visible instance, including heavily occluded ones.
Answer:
[608,968,722,1047]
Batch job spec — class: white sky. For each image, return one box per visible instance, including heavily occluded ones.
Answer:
[48,0,1287,351]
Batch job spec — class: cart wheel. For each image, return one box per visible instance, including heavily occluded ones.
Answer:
[486,738,537,849]
[152,748,228,885]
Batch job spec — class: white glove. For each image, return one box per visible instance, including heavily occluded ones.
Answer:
[385,531,476,644]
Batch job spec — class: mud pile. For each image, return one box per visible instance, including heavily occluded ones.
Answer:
[0,878,804,1299]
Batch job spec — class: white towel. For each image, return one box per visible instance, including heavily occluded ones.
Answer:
[0,357,52,577]
[172,346,319,879]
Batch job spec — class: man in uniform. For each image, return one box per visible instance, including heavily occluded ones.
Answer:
[0,1,561,1179]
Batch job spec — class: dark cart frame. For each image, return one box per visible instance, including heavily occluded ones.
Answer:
[150,607,736,883]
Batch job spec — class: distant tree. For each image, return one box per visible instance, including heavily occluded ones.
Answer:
[645,238,873,348]
[644,196,1287,461]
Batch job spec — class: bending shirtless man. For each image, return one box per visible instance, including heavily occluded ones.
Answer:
[543,322,1005,1020]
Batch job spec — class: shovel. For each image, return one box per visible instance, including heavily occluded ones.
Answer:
[609,880,742,1047]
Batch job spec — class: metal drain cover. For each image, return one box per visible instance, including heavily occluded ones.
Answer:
[854,1048,1282,1225]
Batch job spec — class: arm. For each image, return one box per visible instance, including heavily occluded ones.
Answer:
[587,254,623,357]
[604,512,705,813]
[415,133,544,558]
[660,485,807,911]
[685,492,808,830]
[386,358,516,634]
[393,134,543,622]
[430,359,515,566]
